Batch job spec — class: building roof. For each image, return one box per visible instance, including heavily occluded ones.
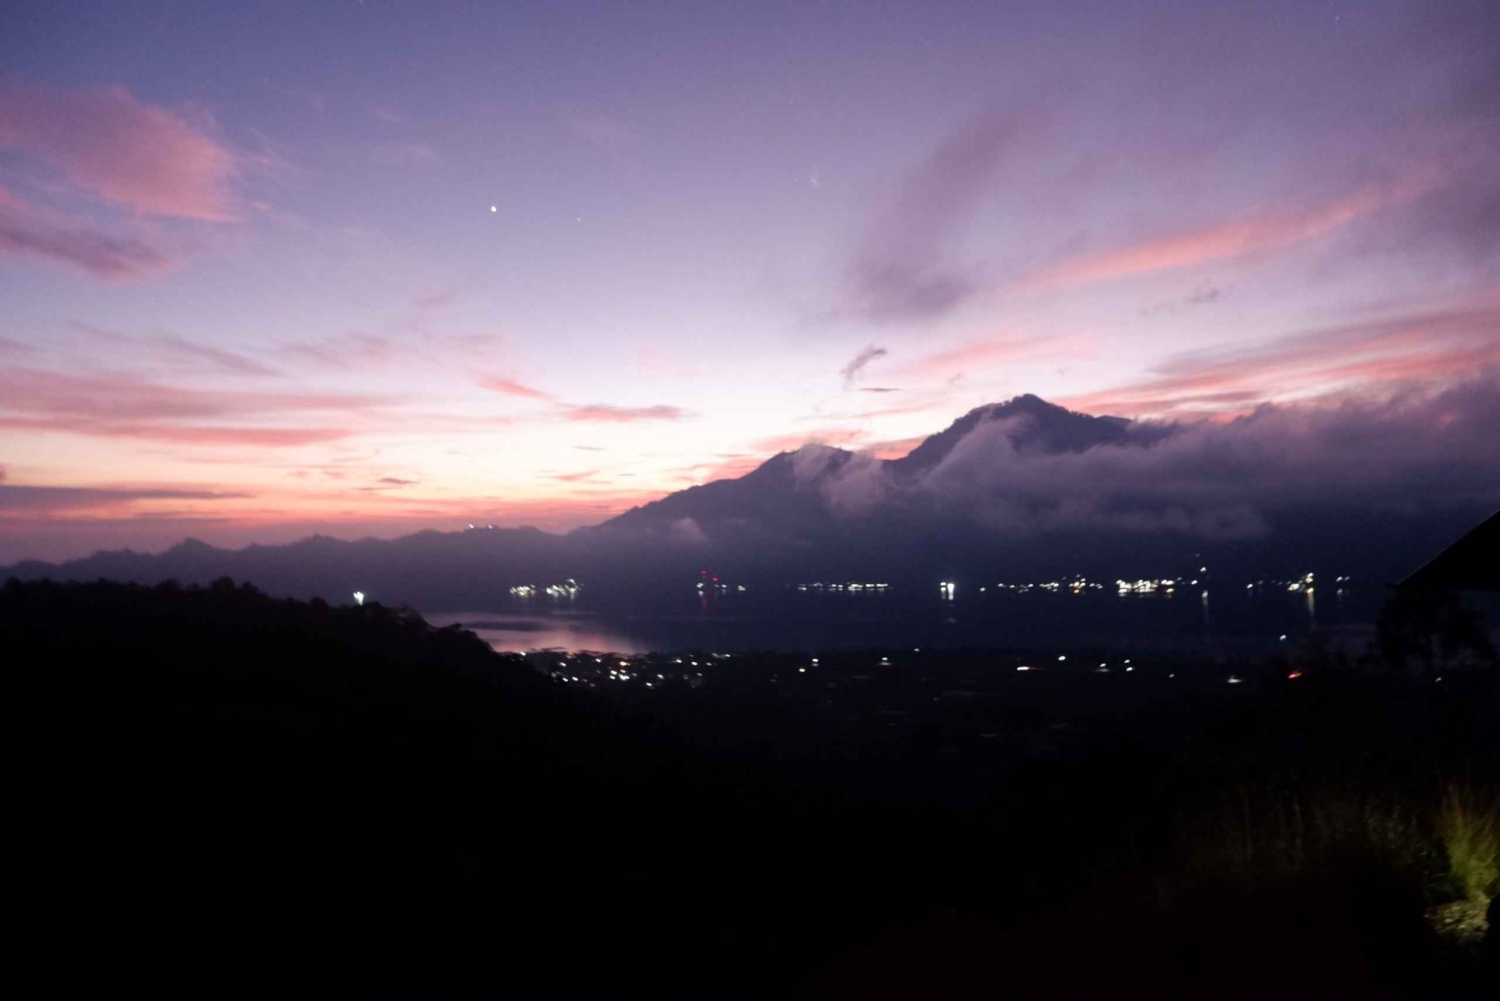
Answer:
[1400,510,1500,593]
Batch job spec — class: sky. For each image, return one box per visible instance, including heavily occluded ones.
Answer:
[2,0,1498,562]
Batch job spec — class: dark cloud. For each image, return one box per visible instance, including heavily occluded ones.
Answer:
[807,379,1500,538]
[0,484,251,512]
[860,387,902,394]
[377,477,417,486]
[839,345,888,387]
[0,203,171,279]
[847,109,1021,322]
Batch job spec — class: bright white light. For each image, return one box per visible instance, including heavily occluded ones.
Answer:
[1017,665,1031,672]
[490,205,497,212]
[1227,675,1243,684]
[352,591,365,606]
[1057,655,1066,661]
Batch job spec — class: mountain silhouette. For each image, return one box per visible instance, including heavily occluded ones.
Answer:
[604,394,1169,536]
[3,394,1489,606]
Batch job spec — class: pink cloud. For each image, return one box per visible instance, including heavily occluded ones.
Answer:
[0,366,390,447]
[0,417,355,448]
[750,428,867,454]
[862,435,927,460]
[0,77,237,220]
[1018,176,1437,293]
[902,333,1081,381]
[0,366,391,422]
[478,377,553,400]
[1059,301,1500,418]
[559,404,688,423]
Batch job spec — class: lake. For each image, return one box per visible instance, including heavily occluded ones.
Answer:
[424,581,1379,657]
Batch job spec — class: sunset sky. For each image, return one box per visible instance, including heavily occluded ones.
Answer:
[3,0,1498,562]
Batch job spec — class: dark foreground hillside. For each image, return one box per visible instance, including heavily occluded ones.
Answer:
[5,578,1496,996]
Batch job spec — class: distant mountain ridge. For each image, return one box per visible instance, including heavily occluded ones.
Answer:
[3,394,1487,606]
[602,394,1168,533]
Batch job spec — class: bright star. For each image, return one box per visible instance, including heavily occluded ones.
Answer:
[490,205,497,212]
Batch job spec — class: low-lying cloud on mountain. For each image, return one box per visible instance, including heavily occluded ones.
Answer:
[788,381,1500,540]
[6,385,1497,606]
[611,382,1499,542]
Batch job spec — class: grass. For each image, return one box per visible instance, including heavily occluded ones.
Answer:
[1435,783,1499,902]
[1179,787,1435,894]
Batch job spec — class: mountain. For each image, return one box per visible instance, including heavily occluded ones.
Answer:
[889,393,1170,475]
[4,394,1492,606]
[603,394,1168,537]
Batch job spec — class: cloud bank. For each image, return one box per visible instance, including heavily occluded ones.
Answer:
[806,380,1500,539]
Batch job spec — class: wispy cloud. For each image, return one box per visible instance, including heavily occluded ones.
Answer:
[840,344,888,388]
[847,109,1023,322]
[0,417,356,448]
[281,333,397,371]
[1018,176,1436,294]
[902,333,1081,382]
[478,377,553,400]
[1060,301,1500,417]
[750,428,867,454]
[559,404,688,423]
[0,483,251,513]
[0,366,391,447]
[0,189,171,279]
[0,76,237,220]
[71,322,280,377]
[373,142,438,167]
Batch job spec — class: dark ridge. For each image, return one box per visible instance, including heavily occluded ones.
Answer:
[1401,509,1500,592]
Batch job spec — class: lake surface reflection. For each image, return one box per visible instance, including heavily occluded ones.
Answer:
[425,583,1378,656]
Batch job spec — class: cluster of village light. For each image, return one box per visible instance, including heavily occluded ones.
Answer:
[795,582,890,592]
[509,578,582,598]
[1238,573,1348,593]
[531,648,1262,693]
[982,579,1109,594]
[541,652,725,689]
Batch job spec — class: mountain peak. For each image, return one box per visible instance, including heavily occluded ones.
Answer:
[598,395,1176,534]
[889,393,1147,474]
